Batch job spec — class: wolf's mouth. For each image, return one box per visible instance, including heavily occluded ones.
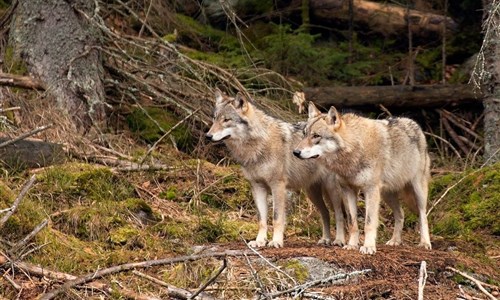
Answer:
[310,154,319,159]
[220,135,231,141]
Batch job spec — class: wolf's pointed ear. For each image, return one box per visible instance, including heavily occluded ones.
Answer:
[234,93,249,113]
[326,106,341,129]
[214,89,224,105]
[308,102,321,119]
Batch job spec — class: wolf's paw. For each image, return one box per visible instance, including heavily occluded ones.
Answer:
[267,240,284,248]
[343,244,358,251]
[359,246,376,255]
[418,242,432,250]
[248,239,267,248]
[317,238,331,246]
[386,239,402,247]
[332,239,345,247]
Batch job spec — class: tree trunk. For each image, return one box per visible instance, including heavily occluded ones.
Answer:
[9,0,107,131]
[304,84,483,108]
[481,1,500,164]
[309,0,457,37]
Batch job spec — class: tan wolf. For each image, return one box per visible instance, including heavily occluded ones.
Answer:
[206,90,347,248]
[293,102,432,254]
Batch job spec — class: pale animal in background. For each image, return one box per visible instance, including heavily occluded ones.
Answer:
[294,102,432,255]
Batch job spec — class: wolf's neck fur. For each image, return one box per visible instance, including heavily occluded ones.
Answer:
[224,107,287,167]
[322,115,367,178]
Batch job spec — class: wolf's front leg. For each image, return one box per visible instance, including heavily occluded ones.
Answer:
[360,185,382,255]
[306,184,332,245]
[268,180,287,248]
[248,183,269,248]
[343,187,359,250]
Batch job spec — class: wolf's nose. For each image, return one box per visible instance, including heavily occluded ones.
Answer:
[292,150,301,158]
[205,133,213,140]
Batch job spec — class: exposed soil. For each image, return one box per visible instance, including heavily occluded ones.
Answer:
[207,239,499,299]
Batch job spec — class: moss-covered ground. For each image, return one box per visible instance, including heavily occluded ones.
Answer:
[1,142,499,298]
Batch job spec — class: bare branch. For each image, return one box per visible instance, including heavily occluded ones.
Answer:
[37,250,250,300]
[0,125,53,149]
[140,107,201,164]
[417,261,427,300]
[446,267,497,300]
[0,73,45,90]
[11,219,48,254]
[267,269,372,298]
[0,175,36,228]
[189,258,227,299]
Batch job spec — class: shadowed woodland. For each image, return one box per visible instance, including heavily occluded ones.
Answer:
[0,0,499,299]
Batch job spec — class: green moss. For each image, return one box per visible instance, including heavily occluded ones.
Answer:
[124,197,153,215]
[219,218,258,242]
[109,226,140,245]
[0,181,14,204]
[37,163,134,207]
[160,186,178,200]
[281,259,309,283]
[126,107,193,151]
[31,229,101,273]
[3,46,28,75]
[150,219,193,240]
[195,218,224,243]
[175,14,239,50]
[429,162,500,251]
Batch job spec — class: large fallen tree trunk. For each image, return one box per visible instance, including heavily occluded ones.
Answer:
[304,84,484,108]
[309,0,457,36]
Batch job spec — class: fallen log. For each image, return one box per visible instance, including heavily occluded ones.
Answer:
[310,0,457,36]
[303,84,484,109]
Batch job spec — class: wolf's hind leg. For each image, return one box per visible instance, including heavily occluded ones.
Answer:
[383,190,404,247]
[306,183,333,245]
[410,177,432,250]
[248,183,269,248]
[268,180,287,248]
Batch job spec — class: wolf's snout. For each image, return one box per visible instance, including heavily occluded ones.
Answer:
[292,149,302,158]
[205,133,213,140]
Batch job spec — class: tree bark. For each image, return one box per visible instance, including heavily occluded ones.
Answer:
[309,0,457,37]
[481,1,500,164]
[9,0,107,131]
[303,84,483,108]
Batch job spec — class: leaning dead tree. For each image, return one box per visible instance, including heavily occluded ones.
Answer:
[309,0,457,37]
[7,0,107,131]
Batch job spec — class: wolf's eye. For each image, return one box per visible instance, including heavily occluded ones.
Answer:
[223,117,231,122]
[312,133,321,139]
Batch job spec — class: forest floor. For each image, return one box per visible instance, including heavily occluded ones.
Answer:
[0,153,498,299]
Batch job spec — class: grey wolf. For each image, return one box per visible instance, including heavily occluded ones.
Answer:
[206,90,346,248]
[293,102,432,254]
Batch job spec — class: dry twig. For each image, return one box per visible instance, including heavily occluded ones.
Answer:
[417,261,427,300]
[267,269,372,298]
[189,258,227,299]
[446,267,497,300]
[0,125,52,149]
[0,175,36,228]
[37,250,250,300]
[132,270,218,300]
